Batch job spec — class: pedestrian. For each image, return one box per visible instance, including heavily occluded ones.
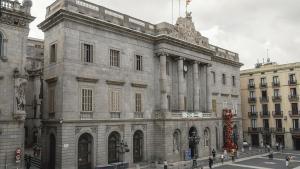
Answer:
[220,154,224,165]
[212,149,216,159]
[25,156,31,169]
[276,142,279,151]
[224,149,228,159]
[208,156,213,169]
[280,143,283,153]
[163,160,168,169]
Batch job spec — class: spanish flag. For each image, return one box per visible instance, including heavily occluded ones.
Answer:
[186,0,192,5]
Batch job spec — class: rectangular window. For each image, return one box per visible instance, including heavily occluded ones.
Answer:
[166,61,170,76]
[212,71,216,84]
[262,104,268,114]
[251,119,257,128]
[289,74,296,82]
[290,88,297,96]
[48,87,55,113]
[135,93,142,113]
[261,77,266,84]
[274,89,280,97]
[249,79,254,85]
[293,119,299,129]
[273,76,279,83]
[110,90,120,112]
[212,99,217,113]
[249,91,255,98]
[81,89,93,112]
[232,76,236,86]
[184,96,187,111]
[276,119,282,128]
[292,103,298,114]
[135,55,143,71]
[50,43,57,63]
[222,74,226,85]
[263,119,269,128]
[110,49,120,67]
[262,90,268,98]
[275,104,281,113]
[167,95,171,111]
[250,105,256,112]
[82,43,93,63]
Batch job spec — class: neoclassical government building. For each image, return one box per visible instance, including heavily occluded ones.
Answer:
[1,0,243,169]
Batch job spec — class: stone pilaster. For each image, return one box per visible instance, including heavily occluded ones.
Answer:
[206,64,212,113]
[193,61,200,111]
[159,53,168,112]
[178,58,185,111]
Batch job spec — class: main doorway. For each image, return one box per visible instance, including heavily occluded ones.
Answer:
[78,133,93,169]
[133,130,144,163]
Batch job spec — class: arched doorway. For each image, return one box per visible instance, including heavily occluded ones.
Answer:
[133,130,144,163]
[49,134,56,169]
[188,127,199,159]
[78,133,93,169]
[108,131,121,164]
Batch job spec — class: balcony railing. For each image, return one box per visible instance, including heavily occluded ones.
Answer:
[261,127,273,133]
[288,80,297,86]
[290,128,300,134]
[260,111,270,118]
[248,127,260,133]
[289,111,300,117]
[274,128,285,133]
[248,97,257,103]
[260,97,269,103]
[134,112,144,118]
[248,112,258,118]
[288,95,299,102]
[248,83,255,89]
[80,112,93,120]
[260,83,268,89]
[272,111,283,118]
[272,82,280,87]
[272,96,282,102]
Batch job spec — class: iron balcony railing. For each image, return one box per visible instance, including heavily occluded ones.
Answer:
[272,95,282,102]
[260,111,270,118]
[289,111,300,117]
[248,112,258,118]
[272,111,283,118]
[248,83,255,89]
[274,128,285,133]
[272,81,280,87]
[288,95,299,102]
[288,80,297,86]
[260,82,268,89]
[260,97,269,103]
[248,127,260,133]
[290,128,300,134]
[248,97,257,103]
[260,127,273,133]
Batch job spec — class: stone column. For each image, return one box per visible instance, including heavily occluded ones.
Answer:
[159,53,168,112]
[178,57,185,111]
[206,64,212,113]
[193,61,200,111]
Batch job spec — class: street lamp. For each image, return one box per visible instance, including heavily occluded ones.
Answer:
[117,140,130,162]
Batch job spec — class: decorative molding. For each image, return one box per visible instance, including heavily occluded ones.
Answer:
[106,125,123,133]
[0,10,34,28]
[106,80,125,86]
[75,126,97,134]
[45,77,58,83]
[76,77,99,83]
[131,83,147,88]
[131,124,147,132]
[212,92,219,96]
[231,94,239,98]
[221,93,230,97]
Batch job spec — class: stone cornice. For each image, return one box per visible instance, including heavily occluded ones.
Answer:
[212,55,243,68]
[45,77,58,83]
[76,76,99,83]
[131,83,148,88]
[106,80,125,86]
[240,63,300,76]
[0,9,35,28]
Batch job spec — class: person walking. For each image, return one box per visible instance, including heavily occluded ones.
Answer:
[163,160,168,169]
[276,142,279,151]
[220,154,224,165]
[286,155,290,168]
[208,156,213,169]
[25,156,31,169]
[212,149,216,160]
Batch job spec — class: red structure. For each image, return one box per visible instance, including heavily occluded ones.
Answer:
[223,109,237,153]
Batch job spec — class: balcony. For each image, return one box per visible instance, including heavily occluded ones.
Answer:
[272,111,283,118]
[261,127,273,133]
[248,112,258,118]
[290,128,300,135]
[134,112,144,118]
[272,82,280,88]
[272,96,282,102]
[274,128,285,133]
[260,97,269,103]
[248,97,257,103]
[248,127,260,133]
[288,95,299,102]
[260,83,268,89]
[288,80,297,86]
[289,111,300,117]
[80,112,93,120]
[248,83,255,89]
[260,111,270,118]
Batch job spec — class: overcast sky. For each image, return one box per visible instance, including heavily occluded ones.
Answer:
[29,0,300,69]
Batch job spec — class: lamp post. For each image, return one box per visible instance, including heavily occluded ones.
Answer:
[188,131,200,168]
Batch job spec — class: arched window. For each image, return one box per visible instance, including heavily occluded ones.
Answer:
[204,128,210,147]
[108,131,121,164]
[173,129,181,153]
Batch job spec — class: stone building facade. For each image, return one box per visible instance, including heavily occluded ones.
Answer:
[241,61,300,150]
[37,0,243,168]
[0,0,34,168]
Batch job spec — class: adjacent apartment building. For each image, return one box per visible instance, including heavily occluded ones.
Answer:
[37,0,242,168]
[241,61,300,150]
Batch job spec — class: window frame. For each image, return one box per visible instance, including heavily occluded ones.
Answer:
[222,74,226,85]
[232,75,236,86]
[49,42,57,63]
[109,88,121,113]
[109,49,121,67]
[80,88,94,113]
[135,54,143,71]
[81,42,94,63]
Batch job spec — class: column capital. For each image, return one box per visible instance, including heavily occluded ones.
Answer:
[156,51,169,57]
[175,56,185,61]
[193,60,201,65]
